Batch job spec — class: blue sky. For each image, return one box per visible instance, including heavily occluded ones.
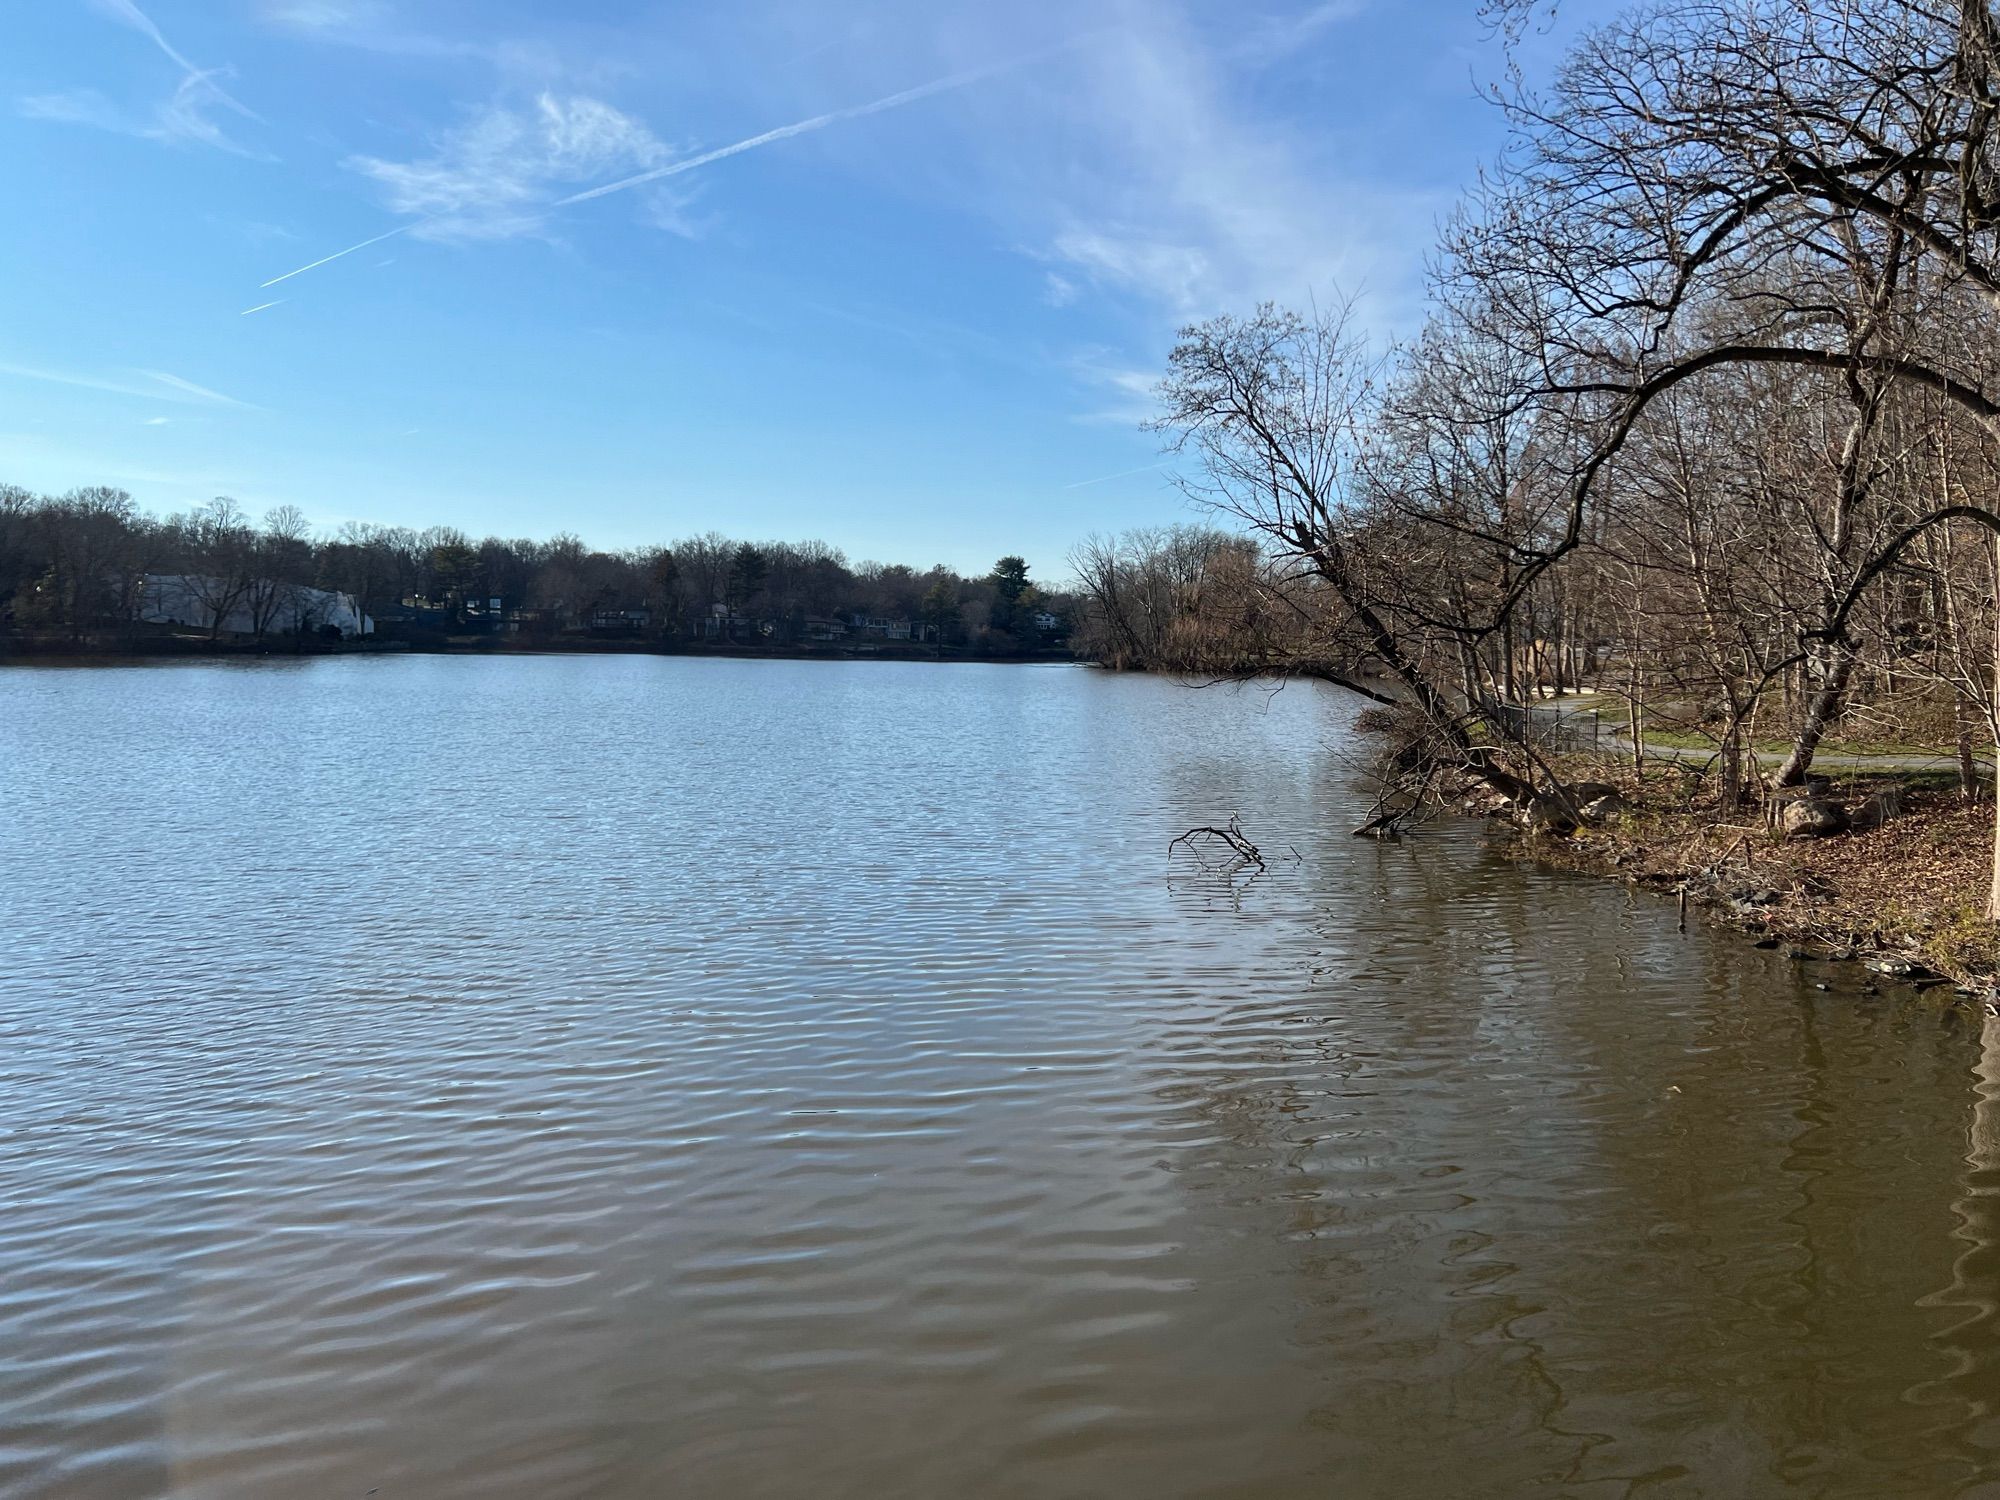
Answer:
[0,0,1603,575]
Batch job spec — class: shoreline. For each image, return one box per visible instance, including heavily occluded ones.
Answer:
[0,634,1079,666]
[1480,756,2000,1004]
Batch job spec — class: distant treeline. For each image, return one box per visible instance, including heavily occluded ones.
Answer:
[0,485,1073,654]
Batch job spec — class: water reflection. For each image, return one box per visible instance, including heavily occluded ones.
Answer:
[2,657,1999,1497]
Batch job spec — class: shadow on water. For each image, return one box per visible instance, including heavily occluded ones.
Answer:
[1149,744,2000,1496]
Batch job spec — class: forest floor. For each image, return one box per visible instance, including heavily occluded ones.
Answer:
[1498,756,2000,997]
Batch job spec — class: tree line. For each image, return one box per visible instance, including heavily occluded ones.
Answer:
[1067,0,2000,914]
[0,484,1068,654]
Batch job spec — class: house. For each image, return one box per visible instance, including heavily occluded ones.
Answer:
[849,614,914,640]
[138,575,372,637]
[589,607,652,633]
[804,615,848,641]
[1033,610,1063,633]
[702,604,766,640]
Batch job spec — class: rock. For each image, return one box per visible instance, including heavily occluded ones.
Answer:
[1524,798,1577,836]
[1752,937,1780,950]
[1866,956,1915,977]
[1568,781,1622,804]
[1580,791,1629,824]
[1780,797,1849,838]
[1851,784,1906,832]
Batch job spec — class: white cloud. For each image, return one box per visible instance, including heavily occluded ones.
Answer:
[639,180,716,240]
[32,0,270,157]
[1067,352,1161,425]
[1049,227,1211,315]
[1027,7,1426,321]
[258,2,561,82]
[345,93,674,241]
[769,0,1426,326]
[139,370,253,406]
[261,1,385,29]
[18,89,129,132]
[0,362,253,408]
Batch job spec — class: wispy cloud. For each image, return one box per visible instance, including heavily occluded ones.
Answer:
[262,45,1074,290]
[139,370,252,406]
[552,52,1043,209]
[258,92,670,285]
[92,0,253,113]
[261,1,381,31]
[348,92,674,242]
[0,361,253,408]
[21,0,266,156]
[1067,353,1161,425]
[870,0,1427,326]
[256,0,550,71]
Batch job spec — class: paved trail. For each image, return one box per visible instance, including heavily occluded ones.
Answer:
[1530,698,1992,777]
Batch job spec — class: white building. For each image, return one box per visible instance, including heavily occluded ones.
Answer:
[139,575,373,637]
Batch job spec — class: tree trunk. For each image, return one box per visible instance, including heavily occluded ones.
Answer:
[1990,548,2000,922]
[1958,686,1982,803]
[1720,714,1745,811]
[1775,647,1859,787]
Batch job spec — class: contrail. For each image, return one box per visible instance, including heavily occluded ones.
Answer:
[260,39,1089,292]
[240,299,284,316]
[554,56,1027,209]
[141,369,253,406]
[261,223,417,288]
[1063,462,1168,490]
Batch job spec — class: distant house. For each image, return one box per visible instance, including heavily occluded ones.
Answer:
[1033,610,1063,633]
[804,615,847,641]
[849,614,913,640]
[589,607,651,632]
[702,604,764,640]
[139,575,372,637]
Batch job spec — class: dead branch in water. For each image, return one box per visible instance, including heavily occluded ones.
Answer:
[1169,815,1268,871]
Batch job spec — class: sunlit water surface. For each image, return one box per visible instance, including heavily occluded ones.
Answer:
[5,656,2000,1498]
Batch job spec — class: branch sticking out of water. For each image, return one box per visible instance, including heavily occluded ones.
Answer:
[1169,815,1267,872]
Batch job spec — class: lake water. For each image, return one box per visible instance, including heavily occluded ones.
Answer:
[4,654,2000,1498]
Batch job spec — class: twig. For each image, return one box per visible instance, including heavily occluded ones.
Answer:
[1169,814,1267,870]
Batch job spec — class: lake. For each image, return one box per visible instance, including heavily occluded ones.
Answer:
[3,654,1998,1497]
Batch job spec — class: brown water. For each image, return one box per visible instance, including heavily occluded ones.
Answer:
[3,656,2000,1498]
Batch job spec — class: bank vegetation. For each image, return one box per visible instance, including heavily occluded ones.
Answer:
[1064,0,2000,952]
[0,490,1071,658]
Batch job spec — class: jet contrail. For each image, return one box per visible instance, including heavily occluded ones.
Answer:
[1064,464,1168,494]
[240,299,285,316]
[261,223,417,288]
[554,56,1026,209]
[260,38,1089,292]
